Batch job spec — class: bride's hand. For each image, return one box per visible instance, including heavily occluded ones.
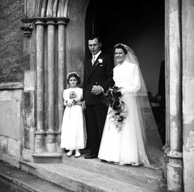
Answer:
[121,88,127,95]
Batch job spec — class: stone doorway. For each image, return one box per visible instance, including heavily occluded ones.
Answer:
[16,0,192,190]
[22,0,165,162]
[86,0,165,144]
[26,0,165,165]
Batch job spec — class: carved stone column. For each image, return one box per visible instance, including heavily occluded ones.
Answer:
[46,19,56,153]
[32,17,69,163]
[167,0,183,191]
[35,19,45,153]
[163,0,170,181]
[56,18,69,152]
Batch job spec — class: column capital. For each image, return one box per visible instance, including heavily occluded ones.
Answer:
[163,145,170,154]
[167,150,182,159]
[57,17,69,26]
[34,18,46,25]
[46,20,56,25]
[20,18,34,38]
[35,130,45,135]
[21,18,34,23]
[21,17,69,26]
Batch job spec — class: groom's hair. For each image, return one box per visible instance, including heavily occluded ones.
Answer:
[88,34,101,43]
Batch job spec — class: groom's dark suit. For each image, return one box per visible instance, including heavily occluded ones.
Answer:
[83,52,114,156]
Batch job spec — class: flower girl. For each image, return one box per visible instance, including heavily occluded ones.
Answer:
[61,72,87,157]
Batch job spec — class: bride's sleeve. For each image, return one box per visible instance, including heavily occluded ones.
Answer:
[121,65,141,94]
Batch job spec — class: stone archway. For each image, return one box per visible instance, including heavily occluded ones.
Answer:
[22,1,186,191]
[24,0,167,164]
[22,0,90,162]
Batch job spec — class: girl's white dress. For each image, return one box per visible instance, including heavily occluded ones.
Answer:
[61,87,87,150]
[98,61,161,166]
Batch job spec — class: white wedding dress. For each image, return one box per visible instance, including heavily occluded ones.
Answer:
[98,60,162,167]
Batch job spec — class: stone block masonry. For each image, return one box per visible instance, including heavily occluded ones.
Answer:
[0,82,24,159]
[0,0,30,83]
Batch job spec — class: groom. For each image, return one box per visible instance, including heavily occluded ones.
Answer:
[83,35,114,159]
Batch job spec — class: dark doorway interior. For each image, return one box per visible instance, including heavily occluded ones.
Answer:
[86,0,164,94]
[86,0,165,144]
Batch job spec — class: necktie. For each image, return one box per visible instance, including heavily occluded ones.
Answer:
[91,55,96,65]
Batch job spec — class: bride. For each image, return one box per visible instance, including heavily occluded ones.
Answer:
[98,43,163,167]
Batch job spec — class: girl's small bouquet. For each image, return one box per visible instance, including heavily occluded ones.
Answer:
[103,86,128,132]
[69,91,77,105]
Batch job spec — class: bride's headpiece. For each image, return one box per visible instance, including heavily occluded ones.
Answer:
[114,43,139,65]
[114,43,129,53]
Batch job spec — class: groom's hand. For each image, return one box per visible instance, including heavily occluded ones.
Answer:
[91,85,104,95]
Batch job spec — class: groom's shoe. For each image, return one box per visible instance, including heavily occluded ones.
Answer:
[84,154,97,159]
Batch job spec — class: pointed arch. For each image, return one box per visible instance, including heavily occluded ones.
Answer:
[57,0,66,17]
[52,0,59,17]
[35,0,43,17]
[40,0,47,17]
[46,0,55,17]
[63,0,70,17]
[34,0,70,18]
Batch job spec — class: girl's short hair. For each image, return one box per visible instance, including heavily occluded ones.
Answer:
[67,72,81,85]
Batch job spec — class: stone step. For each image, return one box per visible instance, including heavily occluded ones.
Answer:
[62,151,165,189]
[19,153,167,192]
[0,160,71,192]
[20,161,160,192]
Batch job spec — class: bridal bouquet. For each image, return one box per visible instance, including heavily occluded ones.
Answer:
[103,86,127,132]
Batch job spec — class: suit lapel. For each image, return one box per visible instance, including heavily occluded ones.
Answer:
[86,52,104,81]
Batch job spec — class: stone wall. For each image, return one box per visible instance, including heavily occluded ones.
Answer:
[0,82,24,161]
[0,0,30,83]
[182,1,194,191]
